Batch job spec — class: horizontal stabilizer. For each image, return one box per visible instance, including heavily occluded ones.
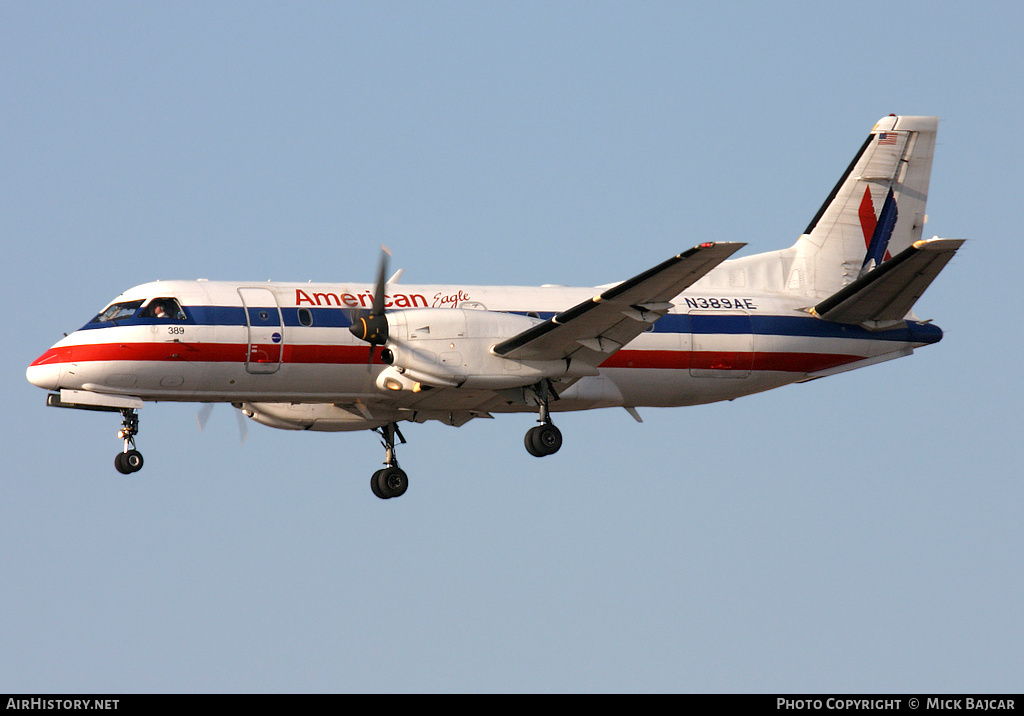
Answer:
[494,242,745,363]
[811,237,964,329]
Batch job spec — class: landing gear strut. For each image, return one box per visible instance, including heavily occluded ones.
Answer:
[525,380,562,457]
[114,408,144,474]
[370,422,408,499]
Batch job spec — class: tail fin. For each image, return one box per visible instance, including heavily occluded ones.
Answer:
[790,115,938,298]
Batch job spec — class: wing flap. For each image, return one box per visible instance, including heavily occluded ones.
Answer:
[493,242,745,362]
[812,237,964,328]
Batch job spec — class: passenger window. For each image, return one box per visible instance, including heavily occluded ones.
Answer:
[298,308,313,327]
[142,297,187,320]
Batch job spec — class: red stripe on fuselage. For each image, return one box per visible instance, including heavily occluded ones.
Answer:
[43,342,864,374]
[63,342,377,365]
[67,342,248,363]
[29,347,71,366]
[604,349,862,373]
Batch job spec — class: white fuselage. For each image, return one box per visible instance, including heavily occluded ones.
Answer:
[27,272,942,431]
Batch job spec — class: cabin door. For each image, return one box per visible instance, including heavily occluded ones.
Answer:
[238,288,284,374]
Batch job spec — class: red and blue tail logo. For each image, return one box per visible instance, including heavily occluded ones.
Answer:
[858,186,898,275]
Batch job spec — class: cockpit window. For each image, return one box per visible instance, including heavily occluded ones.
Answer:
[141,298,187,320]
[92,300,144,324]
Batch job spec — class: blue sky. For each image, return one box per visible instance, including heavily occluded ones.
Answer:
[2,1,1022,693]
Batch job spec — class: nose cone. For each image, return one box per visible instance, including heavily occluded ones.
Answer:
[26,347,68,391]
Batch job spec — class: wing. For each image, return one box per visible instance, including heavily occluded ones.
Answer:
[493,242,745,364]
[811,237,964,329]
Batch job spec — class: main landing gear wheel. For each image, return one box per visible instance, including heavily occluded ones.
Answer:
[372,466,409,499]
[525,424,562,457]
[370,422,409,499]
[114,409,144,474]
[524,380,562,457]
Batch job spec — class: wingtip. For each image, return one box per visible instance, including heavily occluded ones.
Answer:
[688,241,747,257]
[913,237,966,251]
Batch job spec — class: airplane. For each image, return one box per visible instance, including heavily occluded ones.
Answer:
[27,114,963,499]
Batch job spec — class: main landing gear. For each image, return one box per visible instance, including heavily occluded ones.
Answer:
[367,381,563,498]
[524,380,562,458]
[370,422,409,499]
[114,408,144,474]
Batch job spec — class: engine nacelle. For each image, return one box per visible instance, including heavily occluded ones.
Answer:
[378,308,597,391]
[239,402,396,432]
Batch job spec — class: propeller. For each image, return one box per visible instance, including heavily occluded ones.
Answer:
[196,403,249,445]
[348,246,392,368]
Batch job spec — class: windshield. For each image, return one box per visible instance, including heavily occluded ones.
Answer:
[91,300,144,324]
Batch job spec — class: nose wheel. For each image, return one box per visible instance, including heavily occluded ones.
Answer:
[114,409,144,474]
[115,449,144,474]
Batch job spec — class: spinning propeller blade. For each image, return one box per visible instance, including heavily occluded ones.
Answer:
[348,246,393,370]
[234,406,249,446]
[196,403,247,444]
[196,403,214,432]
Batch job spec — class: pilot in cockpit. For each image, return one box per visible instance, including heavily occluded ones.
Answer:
[145,298,185,320]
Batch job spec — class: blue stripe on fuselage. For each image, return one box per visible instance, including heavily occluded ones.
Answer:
[532,312,942,344]
[77,305,942,345]
[78,305,354,331]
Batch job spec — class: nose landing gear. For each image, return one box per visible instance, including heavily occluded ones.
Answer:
[114,409,144,474]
